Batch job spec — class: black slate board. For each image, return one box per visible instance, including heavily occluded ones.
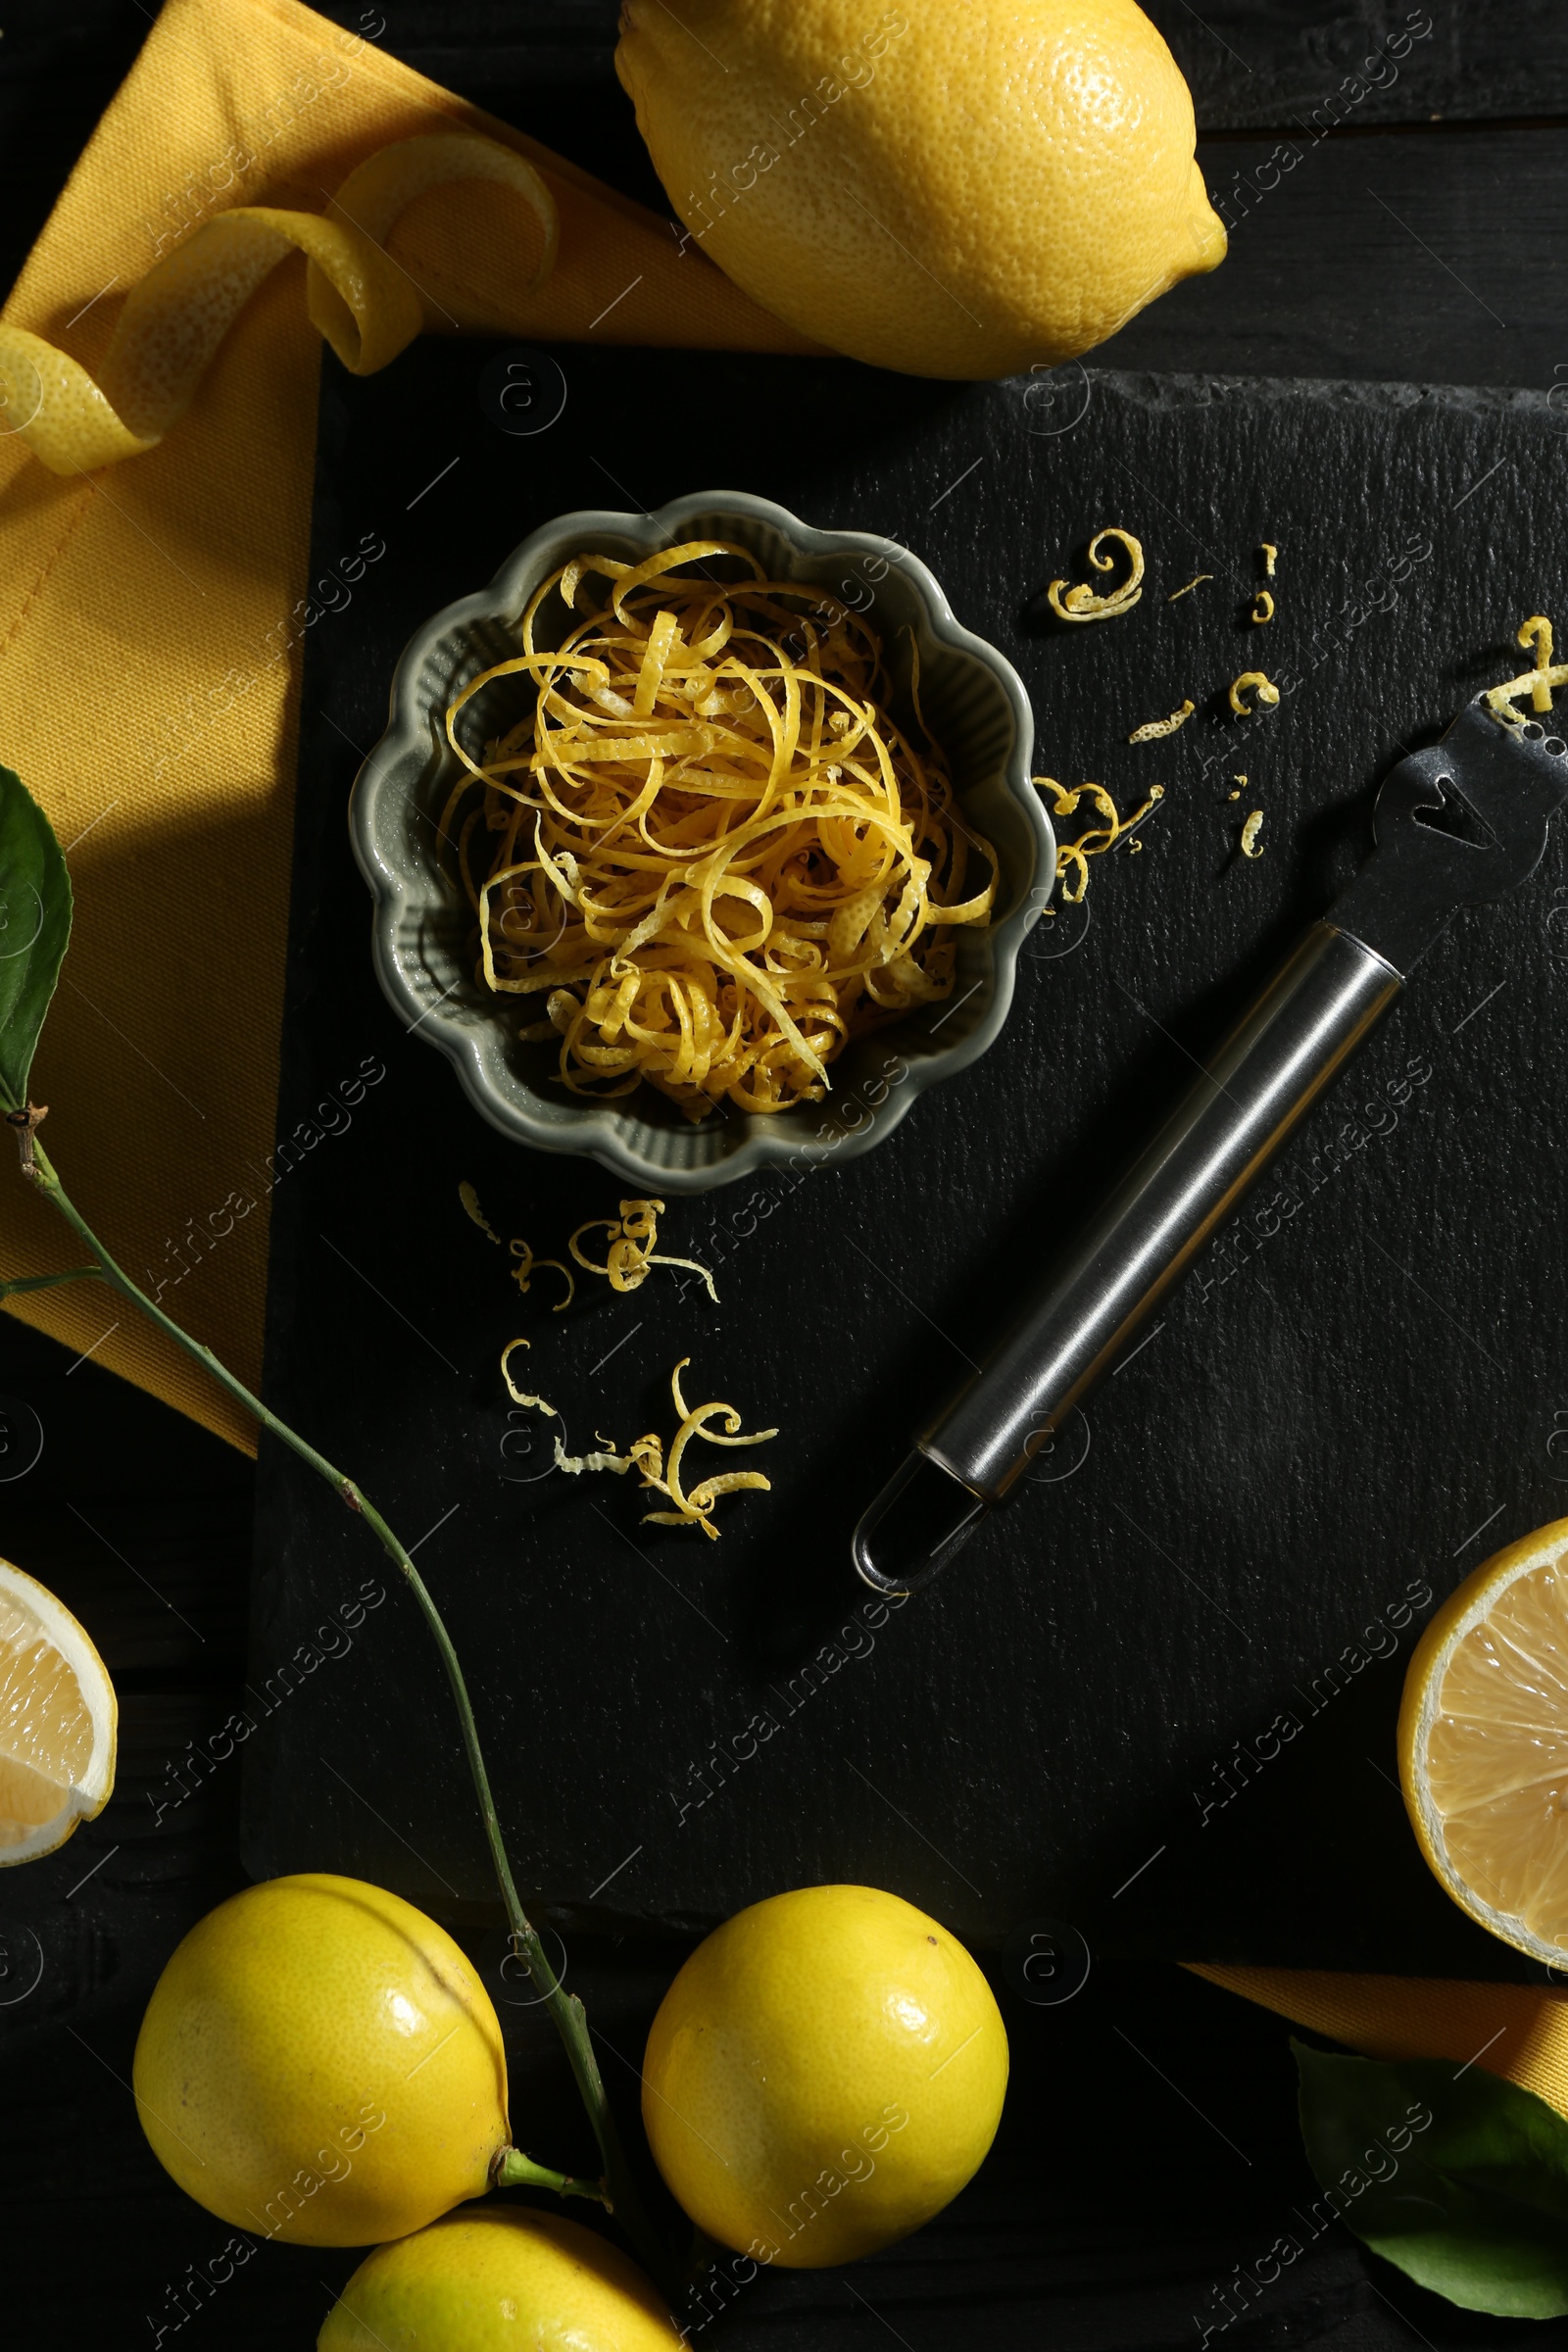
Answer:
[243,342,1568,1975]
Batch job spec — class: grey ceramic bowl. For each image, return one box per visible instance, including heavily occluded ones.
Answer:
[350,490,1054,1192]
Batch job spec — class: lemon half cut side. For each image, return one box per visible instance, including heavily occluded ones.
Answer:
[0,1555,118,1865]
[1399,1515,1568,1965]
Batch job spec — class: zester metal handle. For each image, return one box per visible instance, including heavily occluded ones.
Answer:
[921,920,1402,1504]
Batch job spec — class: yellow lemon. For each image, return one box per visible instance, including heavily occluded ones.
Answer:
[318,2208,682,2351]
[642,1884,1006,2266]
[615,0,1224,379]
[133,1873,510,2245]
[1399,1515,1568,1964]
[0,1554,116,1864]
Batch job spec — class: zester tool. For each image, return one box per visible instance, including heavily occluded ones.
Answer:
[852,701,1568,1595]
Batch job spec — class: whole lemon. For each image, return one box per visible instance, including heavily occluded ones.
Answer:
[318,2208,682,2351]
[642,1884,1007,2266]
[133,1874,510,2245]
[615,0,1225,379]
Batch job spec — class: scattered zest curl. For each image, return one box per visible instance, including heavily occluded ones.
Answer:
[1047,527,1145,623]
[1240,809,1265,859]
[1229,670,1280,717]
[1035,776,1164,904]
[1486,614,1568,720]
[1128,699,1194,745]
[568,1198,717,1302]
[499,1348,774,1539]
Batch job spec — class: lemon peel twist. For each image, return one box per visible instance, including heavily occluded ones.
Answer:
[1127,700,1194,745]
[1034,776,1164,904]
[1229,670,1280,717]
[1487,614,1568,720]
[0,133,558,475]
[1047,528,1145,623]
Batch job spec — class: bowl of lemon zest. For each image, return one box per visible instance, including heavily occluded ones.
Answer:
[355,492,1051,1190]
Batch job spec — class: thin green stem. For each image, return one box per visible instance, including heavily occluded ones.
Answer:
[19,1132,668,2286]
[493,2147,608,2203]
[0,1264,102,1298]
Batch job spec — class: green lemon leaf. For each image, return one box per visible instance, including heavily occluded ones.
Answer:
[1294,2036,1568,2318]
[0,764,72,1112]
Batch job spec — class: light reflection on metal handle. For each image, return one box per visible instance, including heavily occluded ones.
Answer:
[921,921,1402,1505]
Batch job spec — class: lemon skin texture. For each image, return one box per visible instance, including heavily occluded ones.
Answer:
[132,1873,510,2246]
[642,1883,1008,2266]
[615,0,1225,379]
[318,2209,684,2352]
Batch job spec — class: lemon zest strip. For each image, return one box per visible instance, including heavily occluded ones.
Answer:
[1128,700,1194,745]
[1250,592,1275,624]
[1241,810,1265,858]
[459,1181,502,1246]
[500,1337,558,1418]
[1261,543,1278,577]
[1487,615,1568,719]
[1167,574,1212,603]
[1035,777,1165,905]
[1047,527,1145,623]
[1229,671,1280,717]
[509,1237,574,1311]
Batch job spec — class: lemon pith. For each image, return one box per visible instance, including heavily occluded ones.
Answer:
[642,1883,1008,2267]
[1399,1516,1568,1964]
[133,1873,510,2245]
[0,1555,117,1864]
[615,0,1224,380]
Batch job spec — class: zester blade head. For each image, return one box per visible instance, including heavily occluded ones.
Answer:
[1329,701,1568,973]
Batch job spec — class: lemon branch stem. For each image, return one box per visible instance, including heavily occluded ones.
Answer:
[15,1127,667,2285]
[494,2148,608,2202]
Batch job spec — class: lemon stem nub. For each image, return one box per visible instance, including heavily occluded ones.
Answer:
[494,2146,611,2206]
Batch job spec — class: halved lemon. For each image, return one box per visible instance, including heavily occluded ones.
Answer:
[0,1555,117,1864]
[1399,1515,1568,1963]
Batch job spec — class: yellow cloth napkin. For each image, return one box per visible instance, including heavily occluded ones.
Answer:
[0,0,810,1450]
[1191,1963,1568,2119]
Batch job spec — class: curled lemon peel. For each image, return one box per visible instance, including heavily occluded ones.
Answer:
[1487,614,1568,719]
[459,1181,502,1246]
[450,545,994,1120]
[520,1355,773,1538]
[1046,527,1145,623]
[510,1236,574,1311]
[567,1199,718,1302]
[1250,591,1275,624]
[1128,699,1194,745]
[1034,776,1165,905]
[1240,810,1265,858]
[0,134,558,476]
[1262,543,1278,577]
[500,1336,558,1418]
[639,1358,776,1541]
[1167,573,1212,603]
[1229,671,1280,717]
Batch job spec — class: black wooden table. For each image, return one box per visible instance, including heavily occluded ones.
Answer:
[6,7,1568,2344]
